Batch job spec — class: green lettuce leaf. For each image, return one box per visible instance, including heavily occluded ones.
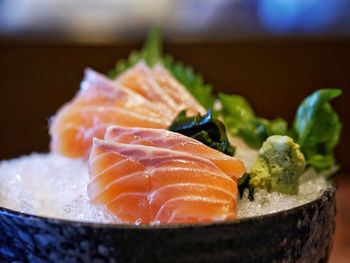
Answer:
[219,93,288,149]
[292,89,342,171]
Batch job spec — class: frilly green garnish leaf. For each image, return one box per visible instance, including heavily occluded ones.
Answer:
[162,56,215,109]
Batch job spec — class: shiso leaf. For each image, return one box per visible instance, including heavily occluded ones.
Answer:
[108,27,162,78]
[168,109,235,156]
[141,26,162,67]
[162,55,215,109]
[108,27,215,109]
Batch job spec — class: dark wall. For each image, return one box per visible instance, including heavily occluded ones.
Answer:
[0,40,349,171]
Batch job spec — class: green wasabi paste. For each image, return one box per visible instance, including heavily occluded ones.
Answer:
[249,135,306,195]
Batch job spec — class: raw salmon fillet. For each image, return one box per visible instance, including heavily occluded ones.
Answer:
[105,126,245,181]
[88,137,240,224]
[50,62,206,158]
[50,69,173,158]
[116,61,179,114]
[116,61,206,115]
[152,63,206,115]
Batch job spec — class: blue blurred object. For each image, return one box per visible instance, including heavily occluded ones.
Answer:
[258,0,343,34]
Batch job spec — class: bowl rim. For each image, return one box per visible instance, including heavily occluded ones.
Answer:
[0,181,336,230]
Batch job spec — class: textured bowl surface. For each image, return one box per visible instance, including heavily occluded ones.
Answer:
[0,184,336,263]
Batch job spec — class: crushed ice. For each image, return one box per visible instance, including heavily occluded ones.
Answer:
[0,153,331,223]
[0,153,115,223]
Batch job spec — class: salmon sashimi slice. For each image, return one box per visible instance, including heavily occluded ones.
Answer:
[105,126,245,181]
[51,107,167,158]
[152,63,206,115]
[50,69,173,158]
[79,69,175,120]
[115,61,179,114]
[154,197,235,224]
[88,138,237,224]
[89,144,151,223]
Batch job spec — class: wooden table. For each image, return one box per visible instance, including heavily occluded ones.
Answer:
[330,174,350,262]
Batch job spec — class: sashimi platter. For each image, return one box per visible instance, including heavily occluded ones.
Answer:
[0,29,342,262]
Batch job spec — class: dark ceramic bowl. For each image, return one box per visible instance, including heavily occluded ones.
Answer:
[0,184,335,263]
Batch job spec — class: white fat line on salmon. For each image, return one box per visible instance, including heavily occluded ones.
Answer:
[148,183,236,203]
[54,121,85,133]
[96,141,227,174]
[88,171,146,201]
[71,106,169,126]
[116,86,175,119]
[89,166,235,199]
[89,158,131,180]
[153,196,231,223]
[149,166,233,181]
[89,151,112,166]
[107,192,148,204]
[105,126,235,160]
[83,124,111,141]
[152,64,206,114]
[166,203,234,224]
[83,67,175,119]
[117,60,179,111]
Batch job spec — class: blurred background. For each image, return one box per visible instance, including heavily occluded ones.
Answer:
[0,1,349,262]
[1,0,350,41]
